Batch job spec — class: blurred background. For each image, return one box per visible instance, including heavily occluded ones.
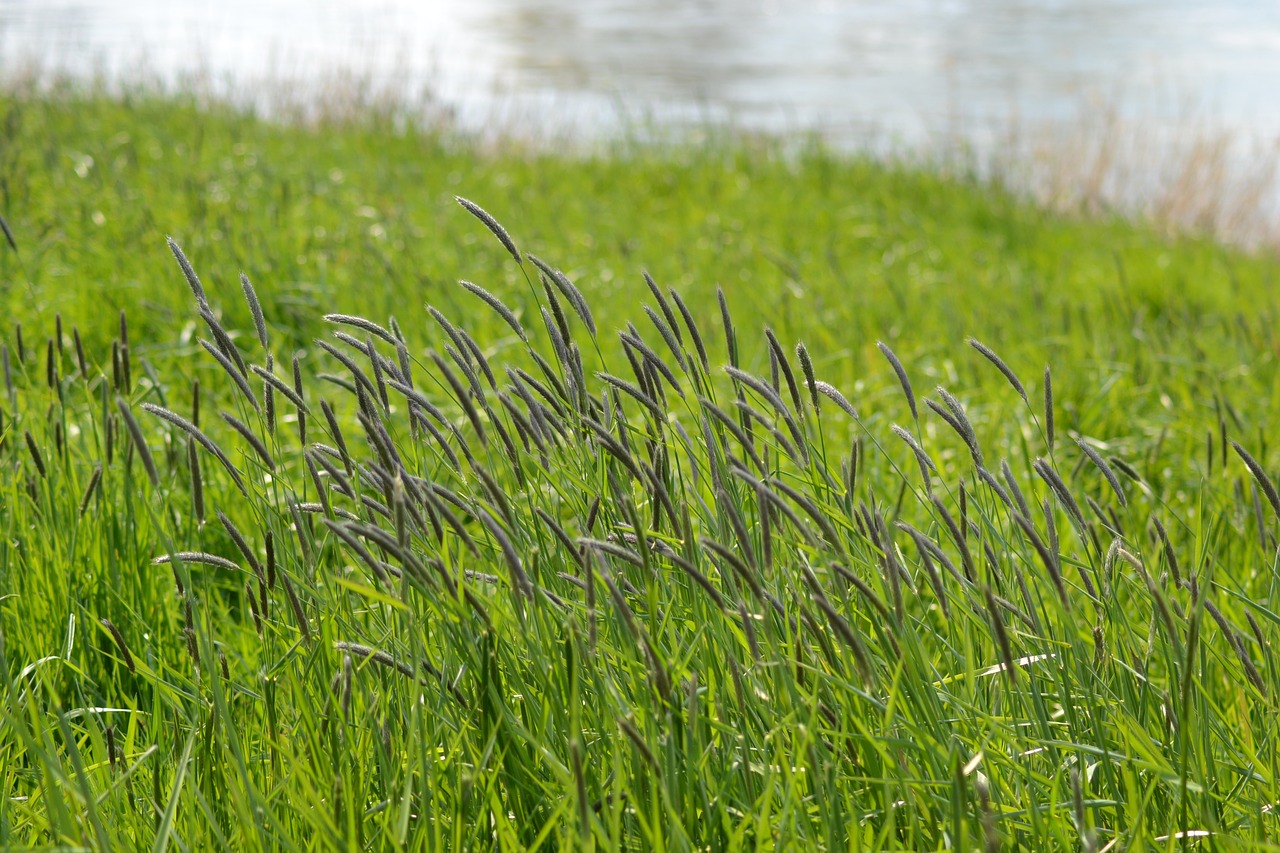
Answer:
[4,0,1279,245]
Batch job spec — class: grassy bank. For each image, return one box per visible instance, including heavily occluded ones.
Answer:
[1,85,1280,849]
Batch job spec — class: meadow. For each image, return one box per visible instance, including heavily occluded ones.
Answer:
[1,81,1279,849]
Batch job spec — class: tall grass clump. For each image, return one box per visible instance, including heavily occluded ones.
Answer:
[0,186,1277,849]
[1,84,1280,850]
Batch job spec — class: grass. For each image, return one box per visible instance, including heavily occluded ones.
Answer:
[1,80,1280,849]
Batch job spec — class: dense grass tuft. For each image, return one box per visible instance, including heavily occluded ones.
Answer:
[1,87,1280,849]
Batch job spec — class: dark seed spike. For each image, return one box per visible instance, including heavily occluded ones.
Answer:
[152,551,240,571]
[795,343,819,411]
[24,431,45,478]
[366,335,389,411]
[891,424,934,494]
[642,305,686,371]
[459,279,526,343]
[99,618,136,675]
[968,338,1027,402]
[1151,517,1182,588]
[220,412,274,470]
[265,530,276,590]
[1232,440,1280,523]
[717,287,738,367]
[1033,458,1086,530]
[765,329,804,419]
[668,288,708,372]
[2,345,12,407]
[241,273,269,350]
[984,586,1017,687]
[72,328,87,379]
[813,381,859,420]
[323,313,396,346]
[540,277,574,353]
[167,237,207,303]
[116,398,160,487]
[429,350,487,445]
[79,464,103,516]
[877,341,917,421]
[293,353,307,446]
[187,437,205,522]
[456,196,522,264]
[936,387,983,467]
[527,255,596,337]
[319,400,352,473]
[140,402,246,494]
[199,339,260,413]
[0,212,17,252]
[263,354,276,436]
[1076,436,1127,507]
[250,363,309,413]
[218,512,265,586]
[1044,365,1055,449]
[280,569,311,644]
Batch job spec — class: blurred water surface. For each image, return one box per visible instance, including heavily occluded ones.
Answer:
[3,0,1279,237]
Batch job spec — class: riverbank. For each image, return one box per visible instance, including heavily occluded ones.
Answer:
[1,86,1279,848]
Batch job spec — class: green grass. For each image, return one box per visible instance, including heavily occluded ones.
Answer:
[2,81,1280,849]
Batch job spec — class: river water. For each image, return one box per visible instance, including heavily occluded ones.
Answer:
[3,0,1279,241]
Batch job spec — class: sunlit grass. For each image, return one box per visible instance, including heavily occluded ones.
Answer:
[1,83,1279,849]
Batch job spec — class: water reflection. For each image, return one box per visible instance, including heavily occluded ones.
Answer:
[476,0,1275,144]
[1,0,1278,238]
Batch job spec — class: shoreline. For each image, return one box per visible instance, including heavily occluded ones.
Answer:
[3,67,1278,253]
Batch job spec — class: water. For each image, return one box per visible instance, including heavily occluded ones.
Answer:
[3,0,1279,239]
